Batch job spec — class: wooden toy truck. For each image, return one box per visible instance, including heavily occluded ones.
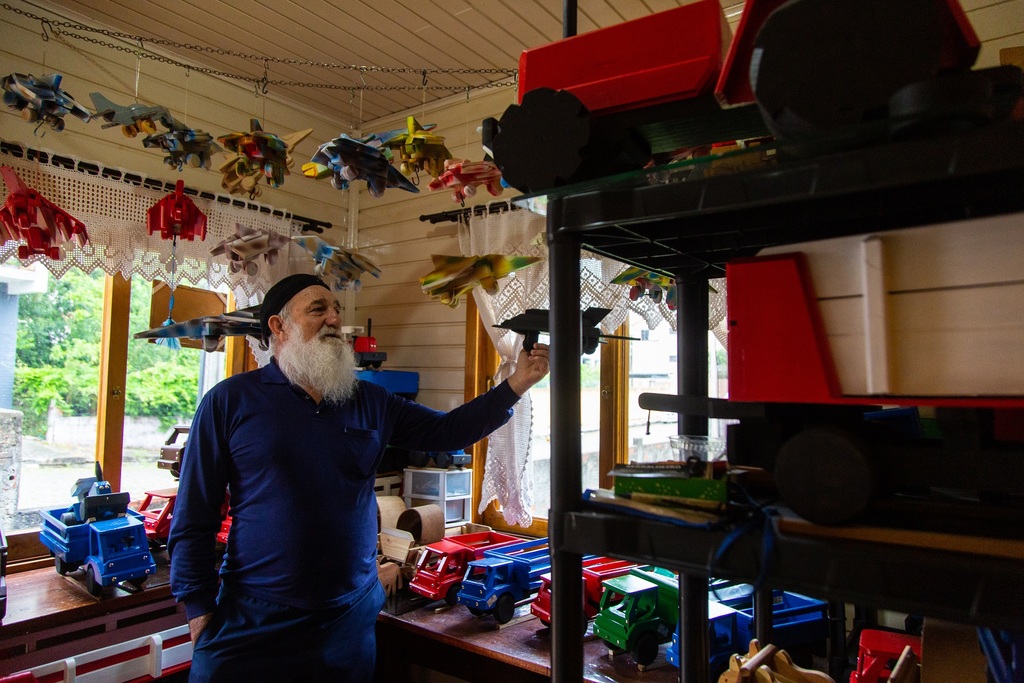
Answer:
[408,530,520,605]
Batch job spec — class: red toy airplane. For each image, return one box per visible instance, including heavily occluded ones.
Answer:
[146,179,207,241]
[0,166,88,259]
[428,159,504,205]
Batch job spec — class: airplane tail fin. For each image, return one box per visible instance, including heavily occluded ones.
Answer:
[88,92,117,114]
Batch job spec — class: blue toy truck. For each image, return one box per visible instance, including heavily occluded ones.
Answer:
[38,464,156,596]
[456,537,550,624]
[666,585,829,679]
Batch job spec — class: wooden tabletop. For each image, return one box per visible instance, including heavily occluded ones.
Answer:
[377,597,682,682]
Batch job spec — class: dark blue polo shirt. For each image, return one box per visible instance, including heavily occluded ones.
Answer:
[168,359,518,620]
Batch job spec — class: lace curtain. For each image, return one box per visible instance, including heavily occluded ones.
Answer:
[0,148,300,302]
[460,203,724,527]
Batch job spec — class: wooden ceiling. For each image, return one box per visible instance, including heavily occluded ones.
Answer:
[29,0,745,127]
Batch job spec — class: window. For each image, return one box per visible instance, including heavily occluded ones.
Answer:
[1,267,236,549]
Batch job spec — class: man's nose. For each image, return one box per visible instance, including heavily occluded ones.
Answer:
[325,307,341,326]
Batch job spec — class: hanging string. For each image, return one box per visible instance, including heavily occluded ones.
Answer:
[133,39,142,102]
[157,235,181,350]
[183,66,190,126]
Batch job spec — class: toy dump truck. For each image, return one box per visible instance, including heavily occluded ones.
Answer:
[592,565,679,667]
[456,537,550,624]
[666,587,829,679]
[408,530,521,605]
[531,556,637,628]
[38,464,156,596]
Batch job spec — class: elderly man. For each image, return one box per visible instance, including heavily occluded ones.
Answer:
[169,273,549,682]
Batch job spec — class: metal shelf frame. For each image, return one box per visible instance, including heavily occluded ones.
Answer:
[542,120,1024,683]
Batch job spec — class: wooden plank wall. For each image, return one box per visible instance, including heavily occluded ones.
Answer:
[1,1,1021,415]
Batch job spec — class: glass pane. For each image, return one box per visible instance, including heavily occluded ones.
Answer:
[626,311,731,465]
[528,352,601,518]
[121,279,225,503]
[3,266,104,532]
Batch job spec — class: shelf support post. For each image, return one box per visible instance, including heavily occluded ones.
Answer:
[548,196,585,682]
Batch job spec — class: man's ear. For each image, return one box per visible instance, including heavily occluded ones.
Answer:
[267,314,286,339]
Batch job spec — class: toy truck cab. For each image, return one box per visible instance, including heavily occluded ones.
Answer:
[456,537,550,624]
[408,531,520,605]
[593,567,679,667]
[136,488,177,548]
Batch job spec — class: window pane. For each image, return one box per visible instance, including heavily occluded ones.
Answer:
[528,353,602,518]
[626,311,731,464]
[120,279,224,502]
[3,266,104,532]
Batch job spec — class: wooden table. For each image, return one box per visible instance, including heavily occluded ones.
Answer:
[0,550,187,675]
[376,597,682,683]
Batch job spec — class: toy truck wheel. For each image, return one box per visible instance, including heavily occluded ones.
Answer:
[129,576,148,589]
[445,583,461,606]
[632,632,660,667]
[494,593,516,624]
[433,452,453,469]
[467,606,485,616]
[85,566,102,597]
[54,557,78,575]
[775,425,875,525]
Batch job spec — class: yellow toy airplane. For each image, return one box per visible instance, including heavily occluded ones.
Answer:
[419,253,541,308]
[610,266,677,309]
[383,116,453,180]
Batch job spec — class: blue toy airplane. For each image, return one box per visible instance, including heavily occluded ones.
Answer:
[303,134,418,198]
[291,235,382,291]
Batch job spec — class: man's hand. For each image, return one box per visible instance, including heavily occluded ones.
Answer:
[507,343,550,397]
[189,612,213,645]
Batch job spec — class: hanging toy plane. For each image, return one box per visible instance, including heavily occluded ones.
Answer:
[428,159,504,205]
[0,166,89,259]
[143,120,221,171]
[494,307,639,354]
[147,179,207,241]
[382,116,453,180]
[419,253,541,308]
[210,224,290,277]
[2,72,91,133]
[134,306,261,352]
[218,119,313,198]
[88,92,175,138]
[610,266,677,310]
[291,235,382,291]
[303,134,418,198]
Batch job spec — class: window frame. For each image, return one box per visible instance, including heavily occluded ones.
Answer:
[467,298,630,538]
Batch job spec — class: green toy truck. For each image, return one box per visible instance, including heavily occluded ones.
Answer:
[592,566,679,667]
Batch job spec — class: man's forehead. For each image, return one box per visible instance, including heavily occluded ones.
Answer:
[292,286,338,308]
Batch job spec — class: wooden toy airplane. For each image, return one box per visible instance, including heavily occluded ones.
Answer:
[147,179,207,241]
[291,235,381,291]
[2,72,90,133]
[303,134,418,198]
[0,166,89,259]
[419,253,541,308]
[611,266,677,309]
[383,116,453,180]
[218,119,312,197]
[88,92,174,138]
[143,121,221,171]
[428,159,504,205]
[209,224,290,276]
[134,306,260,352]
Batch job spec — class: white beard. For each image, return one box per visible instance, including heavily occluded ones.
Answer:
[275,319,359,405]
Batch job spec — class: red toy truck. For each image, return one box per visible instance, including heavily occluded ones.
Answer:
[531,556,637,628]
[408,530,520,605]
[136,488,177,548]
[849,629,922,683]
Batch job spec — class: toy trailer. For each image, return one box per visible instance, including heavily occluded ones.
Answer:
[531,556,637,627]
[408,530,521,605]
[592,566,680,667]
[456,537,550,624]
